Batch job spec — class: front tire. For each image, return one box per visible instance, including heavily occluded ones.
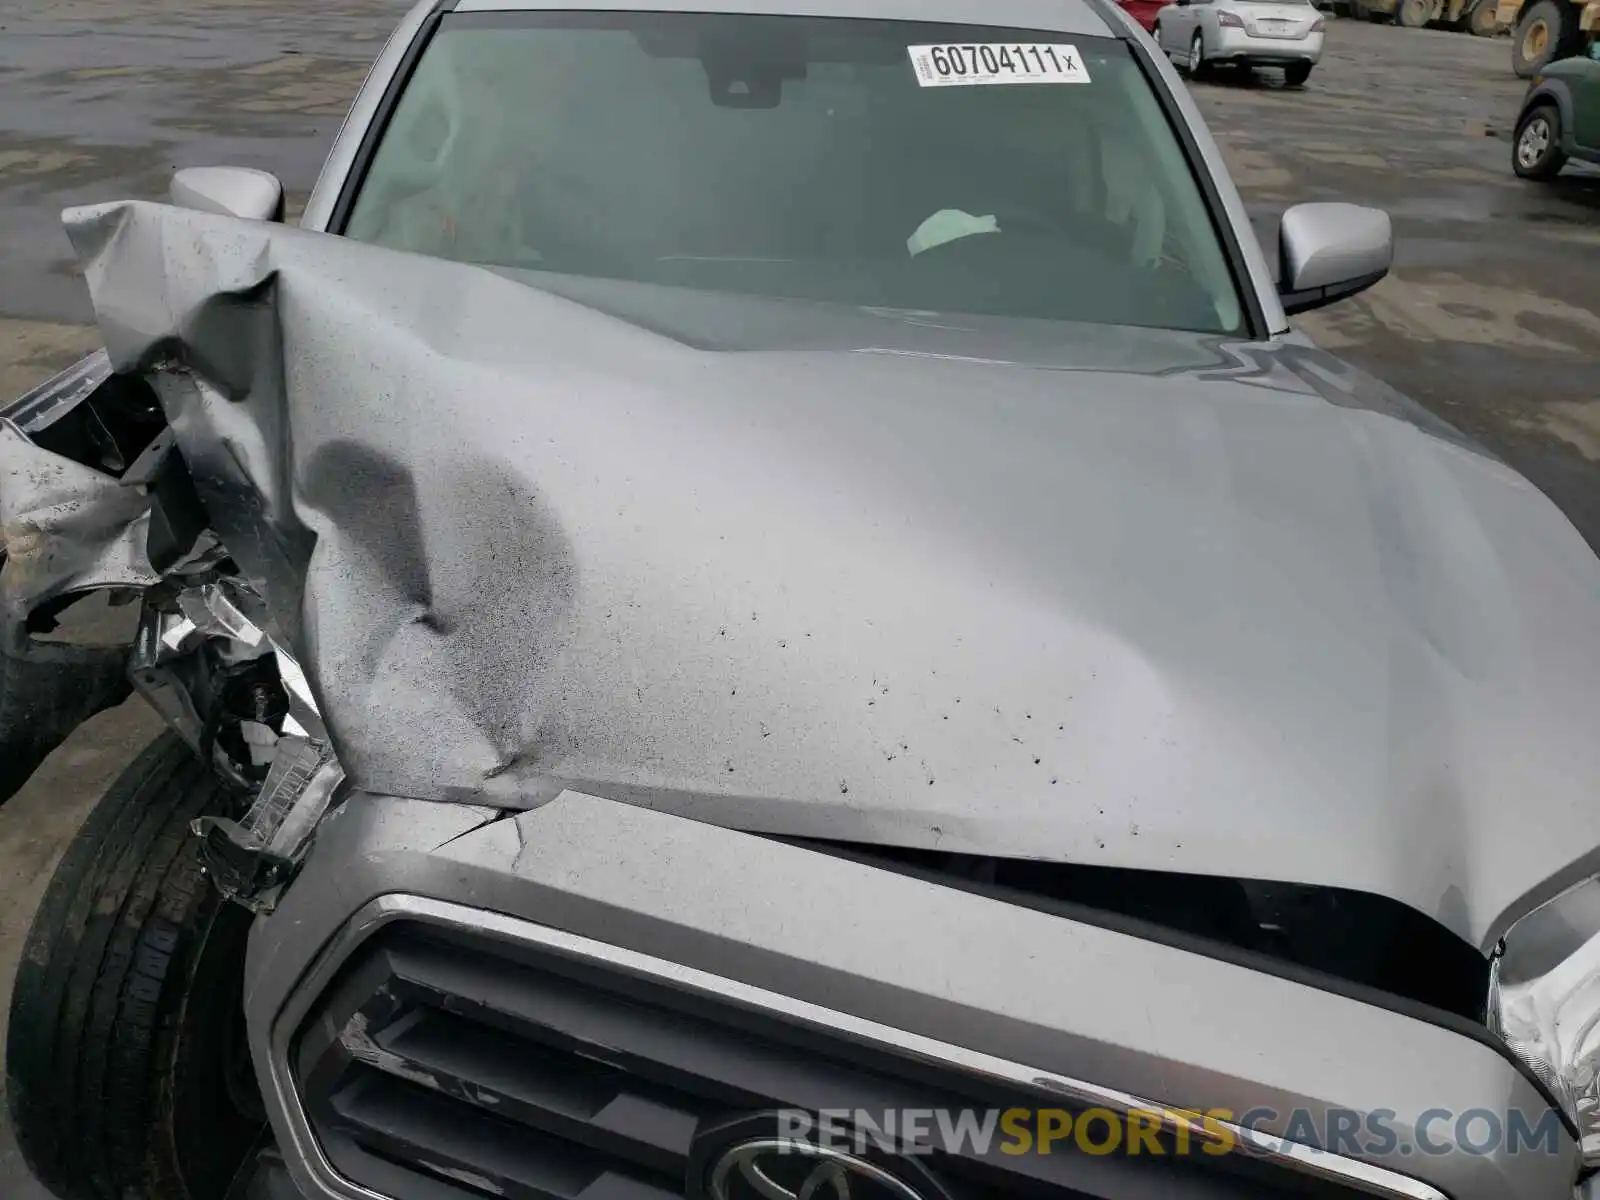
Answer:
[1284,61,1314,85]
[6,733,262,1200]
[1512,0,1577,75]
[1513,102,1568,179]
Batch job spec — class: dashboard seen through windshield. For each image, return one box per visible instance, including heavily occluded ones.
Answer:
[345,11,1245,336]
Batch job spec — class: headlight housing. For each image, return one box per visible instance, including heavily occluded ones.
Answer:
[1490,874,1600,1162]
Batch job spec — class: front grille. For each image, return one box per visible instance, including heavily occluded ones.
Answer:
[293,922,1378,1200]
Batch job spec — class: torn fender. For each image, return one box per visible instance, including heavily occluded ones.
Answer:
[0,420,158,802]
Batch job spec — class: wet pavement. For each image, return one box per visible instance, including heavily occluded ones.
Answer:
[1189,20,1600,555]
[0,9,1598,1199]
[0,0,398,325]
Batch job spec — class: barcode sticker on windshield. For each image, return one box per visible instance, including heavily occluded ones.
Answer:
[907,43,1091,87]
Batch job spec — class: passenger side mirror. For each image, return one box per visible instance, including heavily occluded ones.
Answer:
[1277,202,1391,316]
[169,167,285,222]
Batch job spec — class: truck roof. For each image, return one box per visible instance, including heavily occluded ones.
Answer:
[449,0,1119,40]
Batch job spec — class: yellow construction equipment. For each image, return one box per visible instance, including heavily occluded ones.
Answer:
[1343,0,1502,33]
[1497,0,1600,74]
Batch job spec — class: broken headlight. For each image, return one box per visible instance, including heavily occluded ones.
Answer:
[1490,874,1600,1162]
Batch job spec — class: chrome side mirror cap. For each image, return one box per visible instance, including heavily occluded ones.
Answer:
[1277,202,1392,316]
[170,167,285,222]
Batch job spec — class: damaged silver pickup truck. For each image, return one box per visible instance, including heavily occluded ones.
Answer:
[7,2,1600,1200]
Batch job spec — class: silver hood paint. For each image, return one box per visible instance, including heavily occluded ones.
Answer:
[58,199,1600,948]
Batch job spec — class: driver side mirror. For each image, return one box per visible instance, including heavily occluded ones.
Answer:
[1277,202,1391,316]
[169,167,285,222]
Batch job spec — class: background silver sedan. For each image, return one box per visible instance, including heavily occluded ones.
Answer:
[1153,0,1325,83]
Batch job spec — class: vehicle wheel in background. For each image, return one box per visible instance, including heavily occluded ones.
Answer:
[6,733,263,1200]
[1512,0,1574,74]
[1188,30,1210,76]
[1397,0,1431,26]
[1349,0,1370,15]
[1467,0,1501,34]
[1512,102,1568,178]
[1284,61,1314,85]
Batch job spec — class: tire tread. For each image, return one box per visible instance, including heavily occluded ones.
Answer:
[6,734,243,1200]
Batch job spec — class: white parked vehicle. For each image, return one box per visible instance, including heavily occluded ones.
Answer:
[1154,0,1325,83]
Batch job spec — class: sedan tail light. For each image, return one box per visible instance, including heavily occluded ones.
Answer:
[1312,15,1326,29]
[1217,10,1246,26]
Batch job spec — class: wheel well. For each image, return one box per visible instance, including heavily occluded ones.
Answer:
[1525,81,1576,139]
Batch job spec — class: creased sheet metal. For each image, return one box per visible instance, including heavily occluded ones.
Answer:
[0,418,153,802]
[0,420,157,646]
[61,199,1600,948]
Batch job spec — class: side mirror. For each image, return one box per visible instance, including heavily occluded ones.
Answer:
[170,167,285,222]
[1278,202,1392,315]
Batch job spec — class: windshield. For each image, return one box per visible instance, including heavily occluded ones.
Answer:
[345,12,1244,336]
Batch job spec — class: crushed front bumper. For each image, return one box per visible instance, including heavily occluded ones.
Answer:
[243,790,1576,1200]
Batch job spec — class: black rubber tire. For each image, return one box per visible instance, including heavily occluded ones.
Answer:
[1513,101,1569,179]
[6,733,263,1200]
[1188,30,1210,77]
[1284,61,1314,85]
[0,639,131,810]
[1512,0,1577,75]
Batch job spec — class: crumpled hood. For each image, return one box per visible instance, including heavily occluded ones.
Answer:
[62,200,1600,948]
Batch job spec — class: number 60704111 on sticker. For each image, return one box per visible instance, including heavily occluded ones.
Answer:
[906,43,1092,86]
